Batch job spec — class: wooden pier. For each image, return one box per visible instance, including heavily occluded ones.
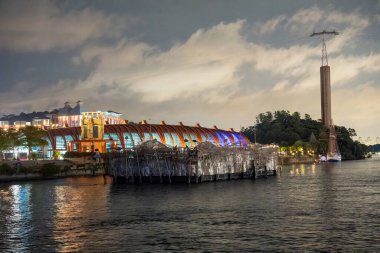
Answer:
[106,141,278,184]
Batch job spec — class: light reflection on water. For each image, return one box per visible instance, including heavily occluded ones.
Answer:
[0,160,380,252]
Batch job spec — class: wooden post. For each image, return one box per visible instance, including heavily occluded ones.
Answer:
[155,152,162,184]
[136,150,142,183]
[125,153,129,183]
[187,161,191,184]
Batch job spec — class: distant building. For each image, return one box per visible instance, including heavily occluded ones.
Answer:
[0,100,125,131]
[0,121,9,130]
[32,118,51,128]
[104,111,125,125]
[56,101,84,128]
[13,121,30,130]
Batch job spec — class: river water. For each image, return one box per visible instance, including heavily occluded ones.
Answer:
[1,158,379,252]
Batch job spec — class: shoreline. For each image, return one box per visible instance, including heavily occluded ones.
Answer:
[0,159,106,184]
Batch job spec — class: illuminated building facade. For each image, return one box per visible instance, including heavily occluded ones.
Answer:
[46,121,249,153]
[55,101,125,128]
[68,112,114,153]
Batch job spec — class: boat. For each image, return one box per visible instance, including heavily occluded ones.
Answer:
[327,152,341,162]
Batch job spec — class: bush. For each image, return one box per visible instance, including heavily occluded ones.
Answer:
[29,152,38,160]
[53,150,61,160]
[62,165,71,174]
[0,163,13,175]
[40,163,60,176]
[19,165,39,174]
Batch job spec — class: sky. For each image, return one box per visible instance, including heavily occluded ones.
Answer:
[1,0,380,143]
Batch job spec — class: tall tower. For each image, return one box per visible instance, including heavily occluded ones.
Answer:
[310,30,338,127]
[320,65,331,127]
[311,30,341,161]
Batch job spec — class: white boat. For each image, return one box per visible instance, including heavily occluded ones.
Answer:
[327,152,341,162]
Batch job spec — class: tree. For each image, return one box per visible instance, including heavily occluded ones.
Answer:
[6,128,23,159]
[19,126,48,159]
[0,129,11,159]
[243,111,367,160]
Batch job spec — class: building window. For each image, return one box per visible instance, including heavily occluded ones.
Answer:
[152,132,161,142]
[56,136,66,150]
[171,132,181,147]
[164,133,173,147]
[83,126,88,139]
[123,133,133,149]
[131,132,142,146]
[93,126,99,138]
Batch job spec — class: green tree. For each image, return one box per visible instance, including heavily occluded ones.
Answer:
[243,111,367,160]
[0,129,11,159]
[6,128,23,159]
[19,126,48,159]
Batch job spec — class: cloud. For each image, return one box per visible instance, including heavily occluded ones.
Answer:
[257,15,287,34]
[78,20,251,103]
[0,0,126,52]
[272,80,290,92]
[333,84,380,137]
[285,6,369,33]
[1,5,379,138]
[286,6,324,32]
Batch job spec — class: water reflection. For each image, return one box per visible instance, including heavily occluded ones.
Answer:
[53,177,110,252]
[0,184,32,252]
[289,163,314,175]
[0,177,111,252]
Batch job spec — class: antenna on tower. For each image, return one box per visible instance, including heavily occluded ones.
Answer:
[310,30,339,66]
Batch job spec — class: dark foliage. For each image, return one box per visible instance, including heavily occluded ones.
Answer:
[242,110,368,160]
[40,163,60,176]
[0,163,13,175]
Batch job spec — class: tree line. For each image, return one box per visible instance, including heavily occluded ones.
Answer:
[0,126,48,160]
[241,110,368,160]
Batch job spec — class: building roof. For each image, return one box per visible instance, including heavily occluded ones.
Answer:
[46,123,249,150]
[57,102,72,116]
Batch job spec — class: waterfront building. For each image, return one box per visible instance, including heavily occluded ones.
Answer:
[46,120,248,155]
[0,101,248,158]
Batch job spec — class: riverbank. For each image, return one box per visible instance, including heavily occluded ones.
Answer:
[0,160,105,183]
